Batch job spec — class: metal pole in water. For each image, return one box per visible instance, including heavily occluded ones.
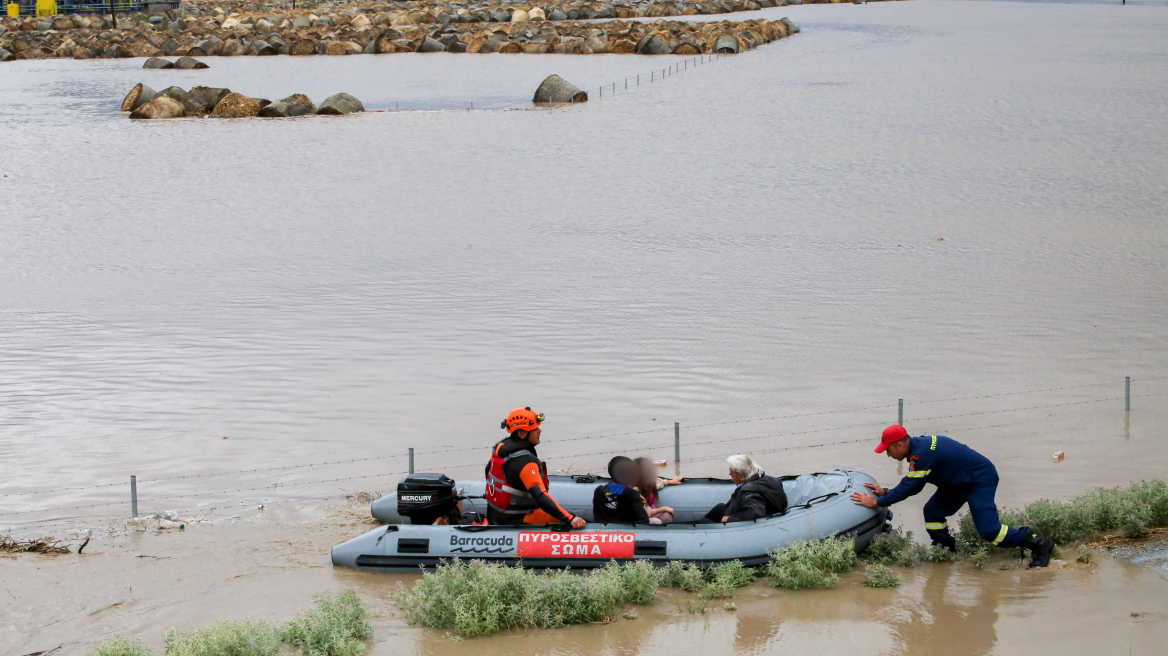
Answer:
[898,399,904,426]
[409,448,415,474]
[1125,377,1131,412]
[130,475,138,518]
[674,422,680,465]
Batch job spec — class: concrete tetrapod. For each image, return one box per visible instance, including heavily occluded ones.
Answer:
[715,34,740,54]
[533,74,588,104]
[316,93,365,115]
[142,56,174,69]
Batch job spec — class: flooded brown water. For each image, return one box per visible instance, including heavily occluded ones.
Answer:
[2,0,1168,652]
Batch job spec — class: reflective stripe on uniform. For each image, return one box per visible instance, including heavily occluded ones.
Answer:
[906,470,931,478]
[930,435,938,451]
[992,524,1010,545]
[924,522,948,530]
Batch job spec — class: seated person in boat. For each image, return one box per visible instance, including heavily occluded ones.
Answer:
[703,455,788,523]
[485,407,587,528]
[633,456,683,524]
[593,456,650,523]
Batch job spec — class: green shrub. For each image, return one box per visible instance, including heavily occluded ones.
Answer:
[968,548,990,569]
[657,560,706,592]
[764,537,857,590]
[610,560,659,605]
[280,590,371,656]
[864,528,914,565]
[862,564,900,588]
[395,559,658,637]
[164,620,280,656]
[699,561,757,599]
[1076,550,1093,564]
[95,636,156,656]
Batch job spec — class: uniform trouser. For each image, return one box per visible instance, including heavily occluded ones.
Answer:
[922,480,1027,549]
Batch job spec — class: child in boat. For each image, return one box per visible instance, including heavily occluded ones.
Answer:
[633,457,683,525]
[593,456,650,523]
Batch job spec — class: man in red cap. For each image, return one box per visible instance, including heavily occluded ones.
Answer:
[851,425,1055,568]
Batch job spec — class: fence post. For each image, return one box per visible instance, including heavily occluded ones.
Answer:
[898,399,904,426]
[130,475,138,518]
[674,422,680,465]
[408,448,415,474]
[1125,377,1131,412]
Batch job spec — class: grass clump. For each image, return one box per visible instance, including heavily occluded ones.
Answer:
[280,589,372,656]
[395,559,658,637]
[164,620,280,656]
[95,636,155,656]
[764,537,857,590]
[699,560,757,599]
[1077,550,1093,564]
[862,564,900,588]
[657,560,705,592]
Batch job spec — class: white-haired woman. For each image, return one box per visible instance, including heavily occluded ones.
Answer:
[702,455,789,523]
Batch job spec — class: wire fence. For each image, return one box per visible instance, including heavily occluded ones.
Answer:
[3,377,1164,527]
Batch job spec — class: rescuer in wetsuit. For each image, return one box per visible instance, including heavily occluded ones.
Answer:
[485,407,587,529]
[852,425,1056,568]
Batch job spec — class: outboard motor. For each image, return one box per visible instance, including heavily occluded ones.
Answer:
[397,473,461,525]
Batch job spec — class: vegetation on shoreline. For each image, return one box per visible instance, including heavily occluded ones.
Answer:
[93,590,370,656]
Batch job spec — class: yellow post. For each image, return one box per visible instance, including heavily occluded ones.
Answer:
[6,2,18,17]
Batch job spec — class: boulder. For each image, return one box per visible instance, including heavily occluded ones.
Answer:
[142,57,174,69]
[781,17,799,34]
[159,37,182,55]
[714,34,739,53]
[0,47,13,62]
[511,9,529,22]
[258,93,316,117]
[173,56,209,69]
[549,8,567,20]
[51,16,74,30]
[210,92,261,117]
[130,95,184,119]
[529,7,546,20]
[532,74,587,103]
[120,83,157,112]
[247,39,279,55]
[291,16,311,28]
[674,42,700,55]
[315,92,364,115]
[350,14,371,28]
[374,31,402,53]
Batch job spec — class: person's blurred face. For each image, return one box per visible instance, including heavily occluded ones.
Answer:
[615,463,637,487]
[729,468,745,485]
[886,438,909,460]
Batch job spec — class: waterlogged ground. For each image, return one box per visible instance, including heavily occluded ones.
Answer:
[3,503,1168,656]
[3,0,1168,653]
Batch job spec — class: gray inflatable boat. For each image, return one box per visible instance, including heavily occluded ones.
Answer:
[332,470,891,571]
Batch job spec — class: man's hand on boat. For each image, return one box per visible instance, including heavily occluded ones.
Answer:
[850,482,886,508]
[569,516,587,529]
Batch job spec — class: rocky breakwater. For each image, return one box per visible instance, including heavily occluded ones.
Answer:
[1,9,797,61]
[121,82,365,119]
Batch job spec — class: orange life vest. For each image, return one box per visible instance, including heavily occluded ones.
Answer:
[485,440,549,517]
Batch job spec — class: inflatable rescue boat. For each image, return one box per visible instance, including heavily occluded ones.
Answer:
[331,470,891,571]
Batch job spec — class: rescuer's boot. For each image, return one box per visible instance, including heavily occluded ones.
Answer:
[928,531,957,553]
[1020,530,1055,568]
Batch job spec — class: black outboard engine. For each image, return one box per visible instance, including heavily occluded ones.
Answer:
[397,473,461,525]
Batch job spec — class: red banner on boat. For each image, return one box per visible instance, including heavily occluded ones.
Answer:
[517,531,635,558]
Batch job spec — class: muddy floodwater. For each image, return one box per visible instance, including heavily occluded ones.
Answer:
[2,0,1168,653]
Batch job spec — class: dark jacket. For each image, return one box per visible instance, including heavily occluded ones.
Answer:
[592,483,650,523]
[877,435,999,507]
[724,474,788,522]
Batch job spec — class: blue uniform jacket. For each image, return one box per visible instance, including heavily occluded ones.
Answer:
[877,435,999,507]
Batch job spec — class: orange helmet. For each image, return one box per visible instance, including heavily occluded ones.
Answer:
[502,407,544,433]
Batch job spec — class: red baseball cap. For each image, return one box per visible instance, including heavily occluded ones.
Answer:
[875,425,909,453]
